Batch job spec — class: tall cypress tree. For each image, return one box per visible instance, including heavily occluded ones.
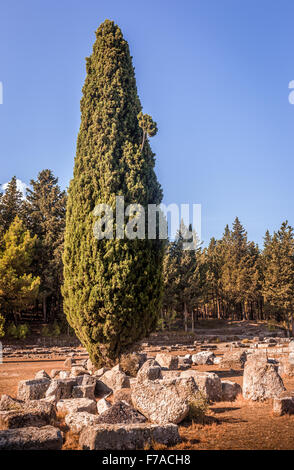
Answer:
[63,20,164,365]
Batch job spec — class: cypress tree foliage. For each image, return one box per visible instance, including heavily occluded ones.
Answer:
[63,20,164,366]
[24,170,67,321]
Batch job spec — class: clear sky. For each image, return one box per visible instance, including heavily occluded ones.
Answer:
[0,0,293,247]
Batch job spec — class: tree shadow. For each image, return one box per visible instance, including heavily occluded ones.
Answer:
[212,369,243,378]
[213,406,241,414]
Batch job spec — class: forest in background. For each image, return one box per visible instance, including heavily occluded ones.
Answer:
[0,172,294,338]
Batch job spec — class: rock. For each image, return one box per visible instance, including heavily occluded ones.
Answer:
[35,370,50,380]
[86,358,95,372]
[113,388,133,406]
[72,384,95,399]
[17,379,51,401]
[213,357,221,365]
[0,394,24,411]
[59,371,70,379]
[219,350,247,369]
[93,367,110,378]
[278,357,294,377]
[273,392,294,416]
[97,398,112,414]
[192,351,215,365]
[45,378,77,401]
[0,399,56,429]
[0,425,63,450]
[50,369,61,379]
[221,381,242,401]
[65,412,100,433]
[70,366,89,377]
[136,359,162,383]
[79,423,181,450]
[96,401,146,424]
[131,377,198,424]
[243,361,285,401]
[56,398,97,415]
[64,358,74,368]
[155,353,178,370]
[100,366,130,392]
[180,370,222,402]
[94,379,112,398]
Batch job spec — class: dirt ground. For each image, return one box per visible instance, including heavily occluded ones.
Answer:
[1,356,294,450]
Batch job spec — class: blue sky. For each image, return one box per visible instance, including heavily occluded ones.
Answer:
[0,0,293,247]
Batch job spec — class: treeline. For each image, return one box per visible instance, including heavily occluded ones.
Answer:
[1,172,294,335]
[163,218,294,335]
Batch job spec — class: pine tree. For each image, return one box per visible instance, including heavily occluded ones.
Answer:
[0,176,24,235]
[0,216,40,321]
[63,20,164,365]
[263,221,294,334]
[24,170,66,321]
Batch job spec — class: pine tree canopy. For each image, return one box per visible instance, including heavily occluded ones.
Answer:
[62,20,164,366]
[0,216,40,317]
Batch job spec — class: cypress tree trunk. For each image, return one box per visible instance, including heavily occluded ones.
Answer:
[63,20,164,366]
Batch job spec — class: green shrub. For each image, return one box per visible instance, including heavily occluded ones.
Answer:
[41,324,51,337]
[120,353,140,377]
[7,323,18,338]
[17,324,30,339]
[52,320,61,337]
[0,315,5,338]
[188,392,209,424]
[6,323,30,339]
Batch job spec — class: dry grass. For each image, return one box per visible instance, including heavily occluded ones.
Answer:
[62,431,81,450]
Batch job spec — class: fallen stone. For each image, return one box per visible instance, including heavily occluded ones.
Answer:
[97,398,112,414]
[70,366,89,377]
[65,412,100,433]
[243,361,285,401]
[45,378,77,401]
[35,370,51,380]
[136,359,162,383]
[96,401,146,424]
[50,369,61,379]
[0,396,56,428]
[17,379,51,401]
[64,358,74,368]
[100,366,130,392]
[0,394,24,411]
[56,398,96,415]
[72,384,95,399]
[181,370,222,402]
[273,392,294,416]
[93,367,110,378]
[278,357,294,377]
[155,353,178,370]
[79,423,181,450]
[219,350,247,369]
[192,351,215,365]
[221,381,242,401]
[132,377,198,424]
[113,388,133,406]
[0,425,63,450]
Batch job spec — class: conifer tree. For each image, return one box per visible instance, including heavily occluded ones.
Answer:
[0,177,24,235]
[0,216,40,321]
[24,170,66,321]
[63,20,164,365]
[263,221,294,334]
